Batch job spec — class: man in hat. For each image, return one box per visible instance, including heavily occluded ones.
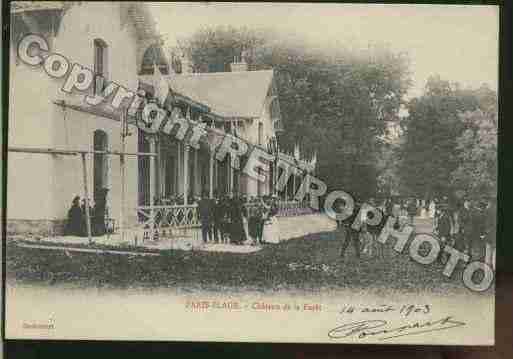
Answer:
[339,201,361,260]
[198,191,213,244]
[229,192,246,245]
[407,198,417,225]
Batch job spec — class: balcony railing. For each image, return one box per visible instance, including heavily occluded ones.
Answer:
[134,199,315,242]
[245,200,315,218]
[276,200,315,217]
[136,204,199,241]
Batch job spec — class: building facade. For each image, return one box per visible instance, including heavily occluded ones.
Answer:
[7,2,313,236]
[140,62,283,205]
[8,2,163,235]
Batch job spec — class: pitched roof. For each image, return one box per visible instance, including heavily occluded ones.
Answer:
[168,70,274,118]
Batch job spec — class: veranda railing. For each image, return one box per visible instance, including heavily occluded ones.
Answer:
[134,199,316,242]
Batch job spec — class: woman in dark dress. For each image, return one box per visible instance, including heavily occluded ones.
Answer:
[437,207,452,263]
[247,199,259,245]
[219,196,231,243]
[437,209,452,241]
[228,194,246,245]
[66,196,84,236]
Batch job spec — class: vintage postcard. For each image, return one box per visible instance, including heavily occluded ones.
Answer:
[4,2,497,344]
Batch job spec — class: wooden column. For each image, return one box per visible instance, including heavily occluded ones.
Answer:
[119,109,126,242]
[183,144,190,205]
[214,155,218,196]
[303,171,307,203]
[194,148,200,196]
[292,173,296,199]
[284,171,288,201]
[272,165,276,196]
[209,151,214,198]
[149,137,156,236]
[81,153,92,244]
[228,154,233,197]
[185,105,192,203]
[176,141,182,196]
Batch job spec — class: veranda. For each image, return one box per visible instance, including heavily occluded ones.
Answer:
[8,108,315,248]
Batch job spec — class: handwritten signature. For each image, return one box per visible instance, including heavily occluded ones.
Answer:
[328,316,466,341]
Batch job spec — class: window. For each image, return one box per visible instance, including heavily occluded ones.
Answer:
[93,39,108,95]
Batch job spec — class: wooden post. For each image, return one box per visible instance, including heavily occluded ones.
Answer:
[274,161,279,196]
[305,171,310,206]
[213,154,218,196]
[228,154,233,197]
[119,109,126,242]
[285,173,288,201]
[183,144,189,205]
[177,141,182,196]
[272,157,277,197]
[194,148,199,197]
[81,153,93,244]
[149,137,156,237]
[209,151,214,198]
[292,173,296,200]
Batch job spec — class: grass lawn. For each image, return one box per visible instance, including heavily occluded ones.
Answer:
[6,218,476,294]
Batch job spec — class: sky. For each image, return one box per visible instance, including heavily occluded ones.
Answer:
[149,2,499,98]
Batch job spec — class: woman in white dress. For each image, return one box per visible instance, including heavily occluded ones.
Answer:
[242,202,251,244]
[419,200,427,218]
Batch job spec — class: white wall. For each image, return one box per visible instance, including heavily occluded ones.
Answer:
[240,95,275,197]
[51,3,140,224]
[8,22,59,220]
[8,3,142,224]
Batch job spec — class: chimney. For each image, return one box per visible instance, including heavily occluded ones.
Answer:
[229,54,248,72]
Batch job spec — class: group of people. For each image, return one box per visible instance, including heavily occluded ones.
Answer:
[336,195,496,267]
[197,192,281,246]
[65,188,109,237]
[382,197,424,224]
[433,197,496,264]
[337,198,392,260]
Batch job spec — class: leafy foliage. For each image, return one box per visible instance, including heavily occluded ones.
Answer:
[376,141,402,197]
[451,107,497,199]
[399,77,497,199]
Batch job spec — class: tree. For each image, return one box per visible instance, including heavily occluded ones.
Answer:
[376,141,402,197]
[399,77,497,199]
[451,106,497,199]
[176,26,411,199]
